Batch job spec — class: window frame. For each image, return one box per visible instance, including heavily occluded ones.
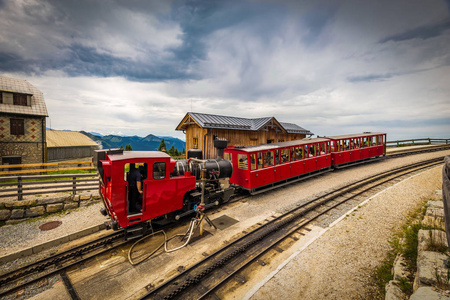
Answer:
[13,93,27,106]
[10,118,24,135]
[153,162,166,180]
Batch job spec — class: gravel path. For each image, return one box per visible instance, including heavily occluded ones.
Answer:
[246,163,443,299]
[0,202,107,257]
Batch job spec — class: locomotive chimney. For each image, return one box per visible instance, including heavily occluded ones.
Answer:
[214,138,228,159]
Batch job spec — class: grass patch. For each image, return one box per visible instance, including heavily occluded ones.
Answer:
[368,199,428,298]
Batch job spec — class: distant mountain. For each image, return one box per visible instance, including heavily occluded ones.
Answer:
[89,132,104,137]
[80,131,185,152]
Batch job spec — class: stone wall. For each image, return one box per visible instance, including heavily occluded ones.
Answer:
[0,194,101,225]
[386,197,450,299]
[0,141,45,164]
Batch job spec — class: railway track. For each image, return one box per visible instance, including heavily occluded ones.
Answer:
[140,156,445,300]
[0,231,126,298]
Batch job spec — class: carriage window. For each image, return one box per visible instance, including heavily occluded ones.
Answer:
[250,154,257,170]
[308,145,315,157]
[257,152,263,169]
[124,163,148,181]
[290,147,295,161]
[264,151,274,167]
[153,162,166,179]
[275,150,280,165]
[318,144,324,155]
[224,152,232,163]
[372,136,376,145]
[238,154,248,170]
[296,147,303,159]
[281,149,289,163]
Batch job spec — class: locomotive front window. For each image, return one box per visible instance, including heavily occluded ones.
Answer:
[238,154,248,170]
[153,162,166,179]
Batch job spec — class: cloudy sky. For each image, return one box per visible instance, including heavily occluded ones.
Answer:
[1,0,449,140]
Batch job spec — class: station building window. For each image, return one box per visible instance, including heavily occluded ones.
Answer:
[193,137,198,149]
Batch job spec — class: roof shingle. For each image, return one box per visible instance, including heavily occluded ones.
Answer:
[0,77,48,117]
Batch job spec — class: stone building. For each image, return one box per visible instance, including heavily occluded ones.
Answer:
[0,77,48,165]
[176,112,313,159]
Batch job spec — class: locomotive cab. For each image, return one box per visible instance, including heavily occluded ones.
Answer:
[95,150,196,230]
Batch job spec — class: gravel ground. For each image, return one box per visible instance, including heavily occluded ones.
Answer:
[246,164,443,299]
[0,202,107,257]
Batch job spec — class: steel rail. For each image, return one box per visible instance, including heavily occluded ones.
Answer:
[141,156,444,299]
[0,231,126,298]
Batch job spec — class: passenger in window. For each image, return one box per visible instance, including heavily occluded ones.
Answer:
[127,164,143,213]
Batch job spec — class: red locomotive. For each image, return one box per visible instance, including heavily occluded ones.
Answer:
[94,132,386,237]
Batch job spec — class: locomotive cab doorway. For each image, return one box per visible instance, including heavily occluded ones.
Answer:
[124,162,148,215]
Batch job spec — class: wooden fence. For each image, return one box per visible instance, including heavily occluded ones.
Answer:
[386,138,450,148]
[0,173,99,200]
[0,160,94,176]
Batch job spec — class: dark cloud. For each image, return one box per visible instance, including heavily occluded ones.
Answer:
[347,73,393,83]
[379,19,450,43]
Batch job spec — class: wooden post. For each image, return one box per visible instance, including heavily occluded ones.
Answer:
[72,176,76,195]
[18,176,23,200]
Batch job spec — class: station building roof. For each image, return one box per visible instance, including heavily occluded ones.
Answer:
[176,112,313,135]
[47,130,99,148]
[0,76,48,117]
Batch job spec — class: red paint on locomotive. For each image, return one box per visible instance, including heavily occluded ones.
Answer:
[97,151,196,229]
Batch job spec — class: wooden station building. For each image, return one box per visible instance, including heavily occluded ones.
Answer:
[176,112,313,159]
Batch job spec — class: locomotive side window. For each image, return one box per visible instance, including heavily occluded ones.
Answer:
[238,154,248,170]
[250,154,257,170]
[153,162,166,179]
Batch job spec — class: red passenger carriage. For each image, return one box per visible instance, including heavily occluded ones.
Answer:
[327,133,386,168]
[224,138,332,194]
